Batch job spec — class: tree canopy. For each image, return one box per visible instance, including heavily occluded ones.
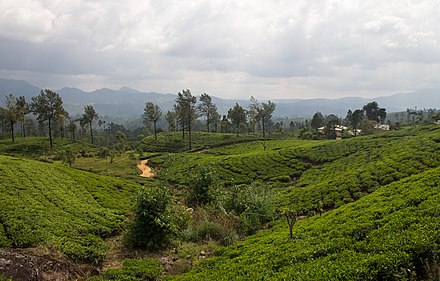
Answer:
[30,89,67,147]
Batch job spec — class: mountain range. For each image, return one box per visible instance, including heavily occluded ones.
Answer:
[0,78,439,118]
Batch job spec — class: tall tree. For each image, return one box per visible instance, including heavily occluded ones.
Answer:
[378,108,387,124]
[257,101,276,138]
[210,110,221,133]
[228,103,247,136]
[66,118,77,140]
[363,101,380,122]
[30,89,67,147]
[310,112,324,133]
[143,101,162,139]
[351,109,364,136]
[165,110,177,132]
[0,107,7,133]
[16,96,29,137]
[80,105,98,144]
[248,96,259,133]
[198,93,218,133]
[175,89,197,149]
[4,95,20,142]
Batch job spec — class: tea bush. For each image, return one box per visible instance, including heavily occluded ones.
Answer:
[124,187,176,250]
[89,258,162,281]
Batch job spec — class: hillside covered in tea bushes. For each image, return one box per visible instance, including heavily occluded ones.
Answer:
[0,155,140,263]
[169,165,440,280]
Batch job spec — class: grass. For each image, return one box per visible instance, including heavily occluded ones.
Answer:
[0,155,142,263]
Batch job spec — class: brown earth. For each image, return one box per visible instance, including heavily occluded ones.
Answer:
[137,160,155,178]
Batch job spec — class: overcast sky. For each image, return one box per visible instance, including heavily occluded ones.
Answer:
[0,0,439,100]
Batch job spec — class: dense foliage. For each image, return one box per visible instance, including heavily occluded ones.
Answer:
[124,187,176,250]
[0,155,139,263]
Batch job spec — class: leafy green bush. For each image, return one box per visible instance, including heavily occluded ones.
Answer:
[89,258,162,281]
[186,166,220,207]
[124,187,176,250]
[225,184,275,235]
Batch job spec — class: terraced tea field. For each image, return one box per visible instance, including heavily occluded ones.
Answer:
[0,155,140,263]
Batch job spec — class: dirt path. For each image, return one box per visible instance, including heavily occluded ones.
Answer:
[137,159,155,178]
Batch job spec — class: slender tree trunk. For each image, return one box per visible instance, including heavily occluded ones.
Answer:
[207,112,210,133]
[154,121,157,140]
[10,121,15,142]
[262,117,266,138]
[188,121,192,150]
[236,123,239,136]
[89,121,94,144]
[48,118,53,147]
[182,122,185,139]
[22,123,26,138]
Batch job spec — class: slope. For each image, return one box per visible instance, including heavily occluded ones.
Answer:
[0,155,140,264]
[169,165,440,280]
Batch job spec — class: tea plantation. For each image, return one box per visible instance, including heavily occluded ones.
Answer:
[0,155,140,263]
[168,165,440,280]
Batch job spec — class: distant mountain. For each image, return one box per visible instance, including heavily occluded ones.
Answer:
[0,78,41,100]
[0,78,439,118]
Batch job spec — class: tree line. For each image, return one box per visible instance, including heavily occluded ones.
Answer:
[0,89,99,147]
[143,89,277,149]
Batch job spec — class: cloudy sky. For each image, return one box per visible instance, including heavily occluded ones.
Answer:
[0,0,439,99]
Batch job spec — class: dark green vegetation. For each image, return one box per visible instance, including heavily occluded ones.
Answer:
[89,258,162,281]
[0,155,140,263]
[124,187,176,250]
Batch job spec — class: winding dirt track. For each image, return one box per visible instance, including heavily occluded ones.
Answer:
[137,160,155,178]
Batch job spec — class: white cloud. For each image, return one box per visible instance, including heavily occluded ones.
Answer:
[0,0,440,99]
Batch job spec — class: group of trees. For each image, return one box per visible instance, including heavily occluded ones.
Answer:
[143,90,277,148]
[306,101,388,140]
[0,89,100,147]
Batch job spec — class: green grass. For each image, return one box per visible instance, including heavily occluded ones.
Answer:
[0,155,141,263]
[168,165,440,280]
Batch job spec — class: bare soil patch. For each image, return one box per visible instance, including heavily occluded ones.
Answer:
[137,160,155,178]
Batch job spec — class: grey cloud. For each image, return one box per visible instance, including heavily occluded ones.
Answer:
[1,0,440,99]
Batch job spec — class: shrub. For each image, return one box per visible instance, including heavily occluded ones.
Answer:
[183,220,223,243]
[225,183,275,235]
[186,166,220,207]
[124,187,176,250]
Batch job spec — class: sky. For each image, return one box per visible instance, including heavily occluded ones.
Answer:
[0,0,439,100]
